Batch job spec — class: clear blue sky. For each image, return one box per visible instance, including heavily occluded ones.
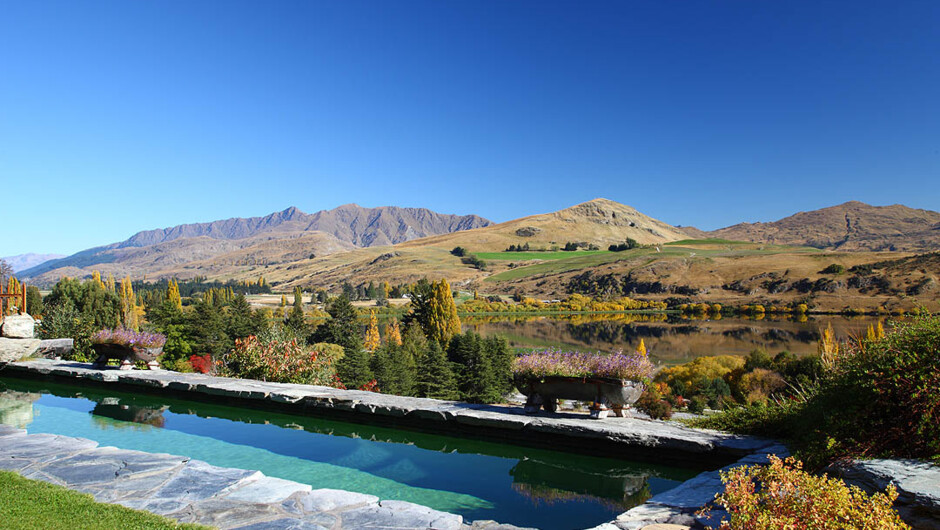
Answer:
[2,1,938,256]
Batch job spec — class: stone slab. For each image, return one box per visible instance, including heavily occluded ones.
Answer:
[0,338,40,363]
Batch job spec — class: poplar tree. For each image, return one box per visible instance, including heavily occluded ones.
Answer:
[364,310,380,352]
[637,338,647,356]
[119,276,138,330]
[167,279,183,311]
[384,319,402,346]
[426,279,461,346]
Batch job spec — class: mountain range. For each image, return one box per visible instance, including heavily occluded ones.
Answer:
[19,204,491,283]
[17,199,940,313]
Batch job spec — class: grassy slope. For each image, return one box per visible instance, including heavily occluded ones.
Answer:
[0,471,209,530]
[485,242,821,282]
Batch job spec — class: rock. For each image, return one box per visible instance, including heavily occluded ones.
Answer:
[36,338,73,359]
[830,459,940,530]
[0,338,41,363]
[1,315,35,339]
[299,489,379,513]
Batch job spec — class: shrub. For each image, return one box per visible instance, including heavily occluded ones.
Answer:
[659,355,744,393]
[820,263,846,274]
[189,354,211,374]
[736,368,786,405]
[695,315,940,466]
[37,303,96,361]
[450,247,467,257]
[219,336,336,386]
[636,383,673,420]
[702,455,908,529]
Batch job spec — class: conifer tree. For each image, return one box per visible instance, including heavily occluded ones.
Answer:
[286,287,306,334]
[364,310,380,352]
[313,295,370,387]
[415,341,458,400]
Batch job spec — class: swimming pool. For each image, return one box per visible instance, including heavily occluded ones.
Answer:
[0,376,697,529]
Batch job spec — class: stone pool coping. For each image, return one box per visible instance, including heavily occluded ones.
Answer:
[0,424,524,530]
[1,359,778,468]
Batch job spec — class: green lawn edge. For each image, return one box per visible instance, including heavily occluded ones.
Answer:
[0,470,211,530]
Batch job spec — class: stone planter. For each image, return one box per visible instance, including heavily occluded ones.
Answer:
[516,376,645,418]
[92,343,162,370]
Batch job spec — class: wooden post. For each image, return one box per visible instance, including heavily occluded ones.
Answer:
[21,283,27,315]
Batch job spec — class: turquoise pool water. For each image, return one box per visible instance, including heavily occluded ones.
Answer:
[0,377,697,530]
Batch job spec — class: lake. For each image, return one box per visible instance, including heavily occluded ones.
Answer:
[462,313,895,364]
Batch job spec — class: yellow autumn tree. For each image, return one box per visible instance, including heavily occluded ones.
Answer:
[876,320,885,340]
[106,273,116,292]
[119,276,139,330]
[364,310,381,352]
[382,281,391,299]
[427,278,461,346]
[167,279,182,311]
[385,319,402,346]
[637,338,647,356]
[92,271,105,290]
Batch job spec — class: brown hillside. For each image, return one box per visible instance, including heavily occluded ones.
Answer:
[709,201,940,251]
[397,198,690,252]
[208,198,692,292]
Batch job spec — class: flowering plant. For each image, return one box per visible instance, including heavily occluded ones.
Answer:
[219,336,336,386]
[513,348,654,382]
[91,328,166,349]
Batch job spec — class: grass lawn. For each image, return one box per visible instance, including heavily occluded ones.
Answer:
[0,471,210,530]
[474,250,609,261]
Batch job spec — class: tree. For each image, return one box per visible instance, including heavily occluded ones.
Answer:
[313,295,370,388]
[286,287,306,335]
[25,286,43,318]
[447,331,513,403]
[119,276,139,330]
[371,341,416,396]
[188,299,230,358]
[384,319,402,346]
[415,341,458,400]
[637,338,647,356]
[166,279,183,311]
[0,259,12,286]
[363,310,380,352]
[426,279,461,346]
[450,247,467,257]
[227,293,264,340]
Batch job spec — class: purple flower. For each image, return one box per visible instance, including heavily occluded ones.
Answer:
[513,348,654,381]
[92,328,166,349]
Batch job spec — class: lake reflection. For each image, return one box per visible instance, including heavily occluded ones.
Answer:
[464,314,894,364]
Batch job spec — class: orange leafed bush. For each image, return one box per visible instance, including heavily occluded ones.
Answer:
[704,455,909,530]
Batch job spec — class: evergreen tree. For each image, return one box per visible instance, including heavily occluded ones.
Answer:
[286,286,307,334]
[188,299,230,358]
[313,295,370,387]
[447,331,513,403]
[227,293,262,339]
[415,341,458,400]
[25,286,43,318]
